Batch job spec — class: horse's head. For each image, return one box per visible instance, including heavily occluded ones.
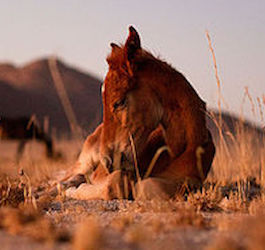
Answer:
[101,27,164,167]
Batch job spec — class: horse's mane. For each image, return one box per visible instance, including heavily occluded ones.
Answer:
[107,45,183,80]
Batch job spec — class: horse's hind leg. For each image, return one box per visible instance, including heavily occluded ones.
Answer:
[35,130,54,158]
[135,177,180,200]
[45,138,54,158]
[16,140,26,163]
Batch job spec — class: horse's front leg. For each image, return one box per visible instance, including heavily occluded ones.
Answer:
[65,170,124,200]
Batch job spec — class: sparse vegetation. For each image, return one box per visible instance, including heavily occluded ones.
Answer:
[0,114,264,249]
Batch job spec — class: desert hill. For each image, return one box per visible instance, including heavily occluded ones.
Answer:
[0,58,102,137]
[207,110,264,143]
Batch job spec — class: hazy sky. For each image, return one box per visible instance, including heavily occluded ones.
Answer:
[0,1,264,124]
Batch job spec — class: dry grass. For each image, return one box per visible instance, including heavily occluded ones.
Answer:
[0,205,69,242]
[208,119,265,183]
[0,125,264,249]
[72,216,103,250]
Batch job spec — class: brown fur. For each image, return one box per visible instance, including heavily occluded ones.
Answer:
[101,26,215,195]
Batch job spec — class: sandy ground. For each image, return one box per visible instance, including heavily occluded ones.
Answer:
[0,199,253,250]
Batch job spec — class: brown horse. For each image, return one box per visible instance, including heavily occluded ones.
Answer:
[52,27,215,200]
[100,26,215,199]
[0,116,55,161]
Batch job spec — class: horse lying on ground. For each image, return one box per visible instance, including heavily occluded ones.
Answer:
[0,116,58,162]
[49,123,168,200]
[51,26,215,200]
[53,119,213,200]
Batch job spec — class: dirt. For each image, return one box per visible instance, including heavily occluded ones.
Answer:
[0,198,262,250]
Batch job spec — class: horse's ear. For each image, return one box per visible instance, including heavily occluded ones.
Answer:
[110,43,121,51]
[107,43,121,66]
[125,26,141,62]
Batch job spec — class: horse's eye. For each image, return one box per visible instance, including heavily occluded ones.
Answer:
[113,97,127,110]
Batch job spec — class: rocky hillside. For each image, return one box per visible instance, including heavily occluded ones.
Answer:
[0,58,102,137]
[207,110,264,143]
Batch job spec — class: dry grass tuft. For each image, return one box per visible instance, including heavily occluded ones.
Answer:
[248,197,265,215]
[72,216,103,250]
[168,206,208,228]
[0,206,55,241]
[36,193,56,211]
[121,200,181,213]
[124,224,149,244]
[187,185,223,212]
[120,201,209,229]
[242,215,265,250]
[210,212,265,250]
[0,179,24,207]
[205,235,245,250]
[111,214,134,231]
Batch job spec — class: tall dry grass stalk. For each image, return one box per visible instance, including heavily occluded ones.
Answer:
[210,121,265,183]
[48,57,83,142]
[244,86,256,118]
[206,32,265,184]
[129,133,141,182]
[206,30,223,131]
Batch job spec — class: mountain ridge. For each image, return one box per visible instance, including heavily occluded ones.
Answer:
[0,57,103,136]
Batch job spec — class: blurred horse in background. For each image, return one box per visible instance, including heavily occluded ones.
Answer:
[0,115,56,162]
